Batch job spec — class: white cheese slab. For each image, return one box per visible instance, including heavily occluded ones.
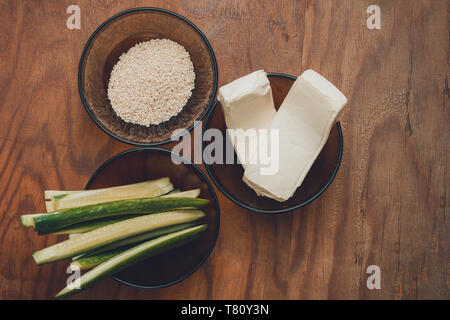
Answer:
[243,69,347,201]
[217,70,276,168]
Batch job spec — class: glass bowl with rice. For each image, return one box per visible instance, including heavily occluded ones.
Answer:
[79,8,218,146]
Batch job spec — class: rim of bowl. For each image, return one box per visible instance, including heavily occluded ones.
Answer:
[202,72,344,214]
[78,7,219,147]
[84,147,221,289]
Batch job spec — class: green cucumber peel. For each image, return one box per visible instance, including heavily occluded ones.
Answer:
[77,221,200,259]
[33,197,209,234]
[55,224,207,298]
[32,210,205,265]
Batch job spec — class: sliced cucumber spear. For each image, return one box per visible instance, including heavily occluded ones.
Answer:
[161,189,200,198]
[56,224,207,298]
[70,220,202,268]
[33,197,209,234]
[41,216,136,235]
[32,210,205,265]
[49,178,173,211]
[22,190,201,231]
[73,221,200,260]
[20,214,134,235]
[46,191,83,212]
[44,188,195,213]
[45,201,55,213]
[163,189,180,195]
[44,190,82,200]
[20,214,43,227]
[70,249,125,270]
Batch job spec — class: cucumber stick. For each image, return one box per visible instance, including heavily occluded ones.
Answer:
[56,224,207,298]
[44,179,172,200]
[163,189,180,195]
[70,220,201,268]
[161,189,200,198]
[45,190,82,200]
[20,214,134,234]
[74,221,200,259]
[20,214,43,227]
[32,210,205,265]
[41,216,135,235]
[51,178,173,211]
[70,248,125,270]
[45,201,55,212]
[45,184,169,212]
[33,197,209,234]
[44,187,195,213]
[20,189,200,234]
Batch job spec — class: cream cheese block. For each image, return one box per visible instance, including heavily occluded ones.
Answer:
[217,70,276,168]
[243,69,347,202]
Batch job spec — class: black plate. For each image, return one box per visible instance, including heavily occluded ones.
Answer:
[202,73,343,213]
[85,147,220,288]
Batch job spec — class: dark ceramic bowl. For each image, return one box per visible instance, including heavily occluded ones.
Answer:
[202,73,343,214]
[85,148,220,288]
[79,8,218,146]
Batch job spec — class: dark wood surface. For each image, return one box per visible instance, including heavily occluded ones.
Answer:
[0,0,448,299]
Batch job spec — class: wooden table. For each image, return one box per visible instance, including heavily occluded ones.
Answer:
[0,0,448,300]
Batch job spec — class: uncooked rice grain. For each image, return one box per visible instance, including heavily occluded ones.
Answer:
[107,39,195,126]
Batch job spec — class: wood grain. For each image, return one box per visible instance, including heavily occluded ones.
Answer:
[0,0,448,299]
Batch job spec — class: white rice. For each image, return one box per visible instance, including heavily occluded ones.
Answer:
[107,39,195,126]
